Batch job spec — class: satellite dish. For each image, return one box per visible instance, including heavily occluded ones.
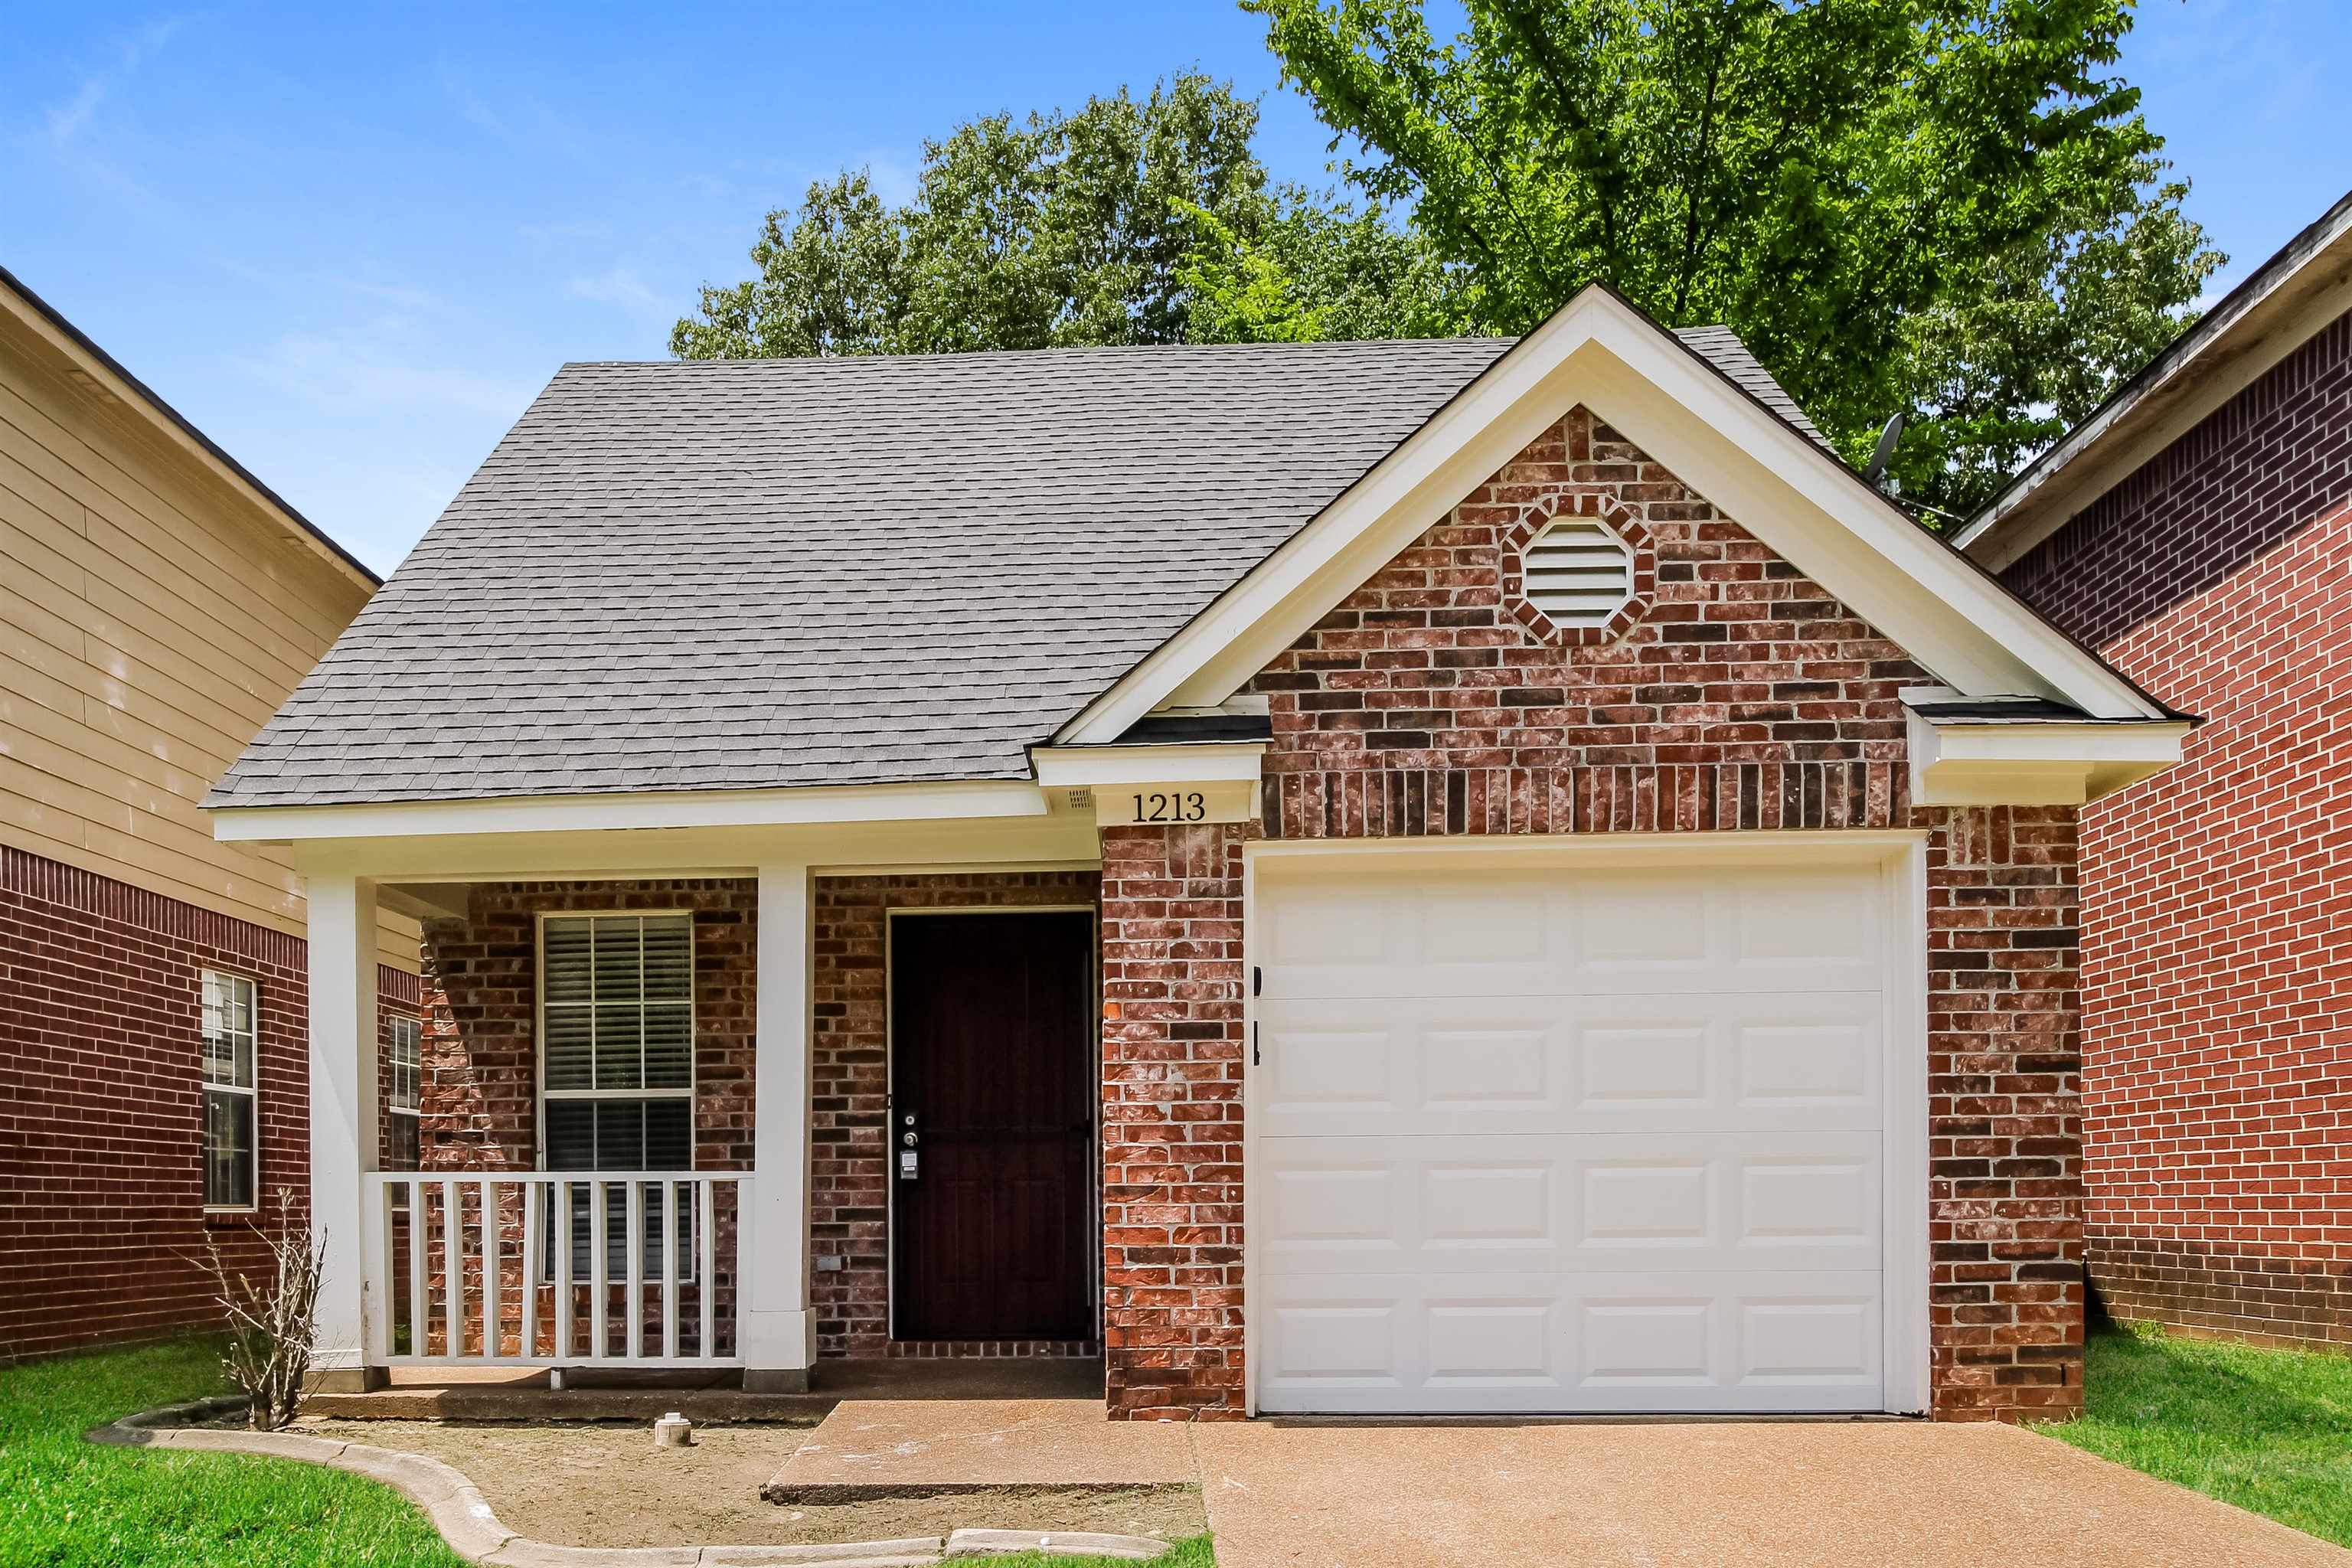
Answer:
[1864,412,1906,485]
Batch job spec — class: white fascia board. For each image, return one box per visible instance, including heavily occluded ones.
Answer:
[1031,742,1266,788]
[209,778,1047,844]
[1906,709,2188,807]
[1958,209,2352,571]
[270,815,1102,883]
[1060,286,2167,739]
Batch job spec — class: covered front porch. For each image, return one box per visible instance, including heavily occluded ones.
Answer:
[282,789,1132,1396]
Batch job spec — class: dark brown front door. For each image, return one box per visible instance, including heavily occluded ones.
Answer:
[890,910,1093,1342]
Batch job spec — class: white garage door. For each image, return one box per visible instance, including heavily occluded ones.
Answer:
[1252,851,1909,1415]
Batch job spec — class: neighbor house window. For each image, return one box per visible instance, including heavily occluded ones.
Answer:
[387,1013,422,1176]
[201,972,259,1210]
[537,913,696,1279]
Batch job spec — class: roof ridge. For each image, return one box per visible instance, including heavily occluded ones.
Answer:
[560,335,1516,372]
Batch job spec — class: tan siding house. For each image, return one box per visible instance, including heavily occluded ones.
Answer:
[2,277,415,963]
[1,264,421,1359]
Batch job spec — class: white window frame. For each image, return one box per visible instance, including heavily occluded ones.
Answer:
[387,1013,423,1200]
[200,969,260,1214]
[533,910,697,1173]
[533,910,700,1285]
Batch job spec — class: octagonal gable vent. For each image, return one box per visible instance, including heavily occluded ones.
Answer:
[1522,514,1635,628]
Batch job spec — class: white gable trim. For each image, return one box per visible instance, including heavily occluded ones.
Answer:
[1056,286,2170,744]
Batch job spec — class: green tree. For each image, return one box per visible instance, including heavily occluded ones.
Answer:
[1248,0,2223,517]
[671,73,1450,362]
[671,172,905,358]
[1178,189,1455,343]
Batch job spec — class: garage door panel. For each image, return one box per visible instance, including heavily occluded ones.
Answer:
[1252,853,1903,1416]
[1259,864,1886,1001]
[1256,1271,1884,1414]
[1259,1132,1881,1276]
[1258,991,1883,1138]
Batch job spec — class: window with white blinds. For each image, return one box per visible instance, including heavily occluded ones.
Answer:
[201,971,259,1210]
[538,913,694,1172]
[1521,514,1635,627]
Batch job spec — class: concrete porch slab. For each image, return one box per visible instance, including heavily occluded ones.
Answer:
[763,1400,1196,1503]
[304,1357,1105,1423]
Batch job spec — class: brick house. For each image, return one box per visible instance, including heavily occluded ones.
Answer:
[0,265,422,1360]
[1956,191,2352,1350]
[207,286,2186,1421]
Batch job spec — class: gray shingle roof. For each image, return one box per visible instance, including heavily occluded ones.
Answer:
[211,328,1820,809]
[1671,325,1834,452]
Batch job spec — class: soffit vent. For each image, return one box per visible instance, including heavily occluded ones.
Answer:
[1522,514,1634,627]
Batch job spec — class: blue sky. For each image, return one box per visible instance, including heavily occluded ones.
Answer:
[5,2,2347,576]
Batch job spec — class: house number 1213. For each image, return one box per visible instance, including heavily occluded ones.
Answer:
[1132,790,1207,822]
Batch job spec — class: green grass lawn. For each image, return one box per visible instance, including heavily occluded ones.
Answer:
[0,1339,465,1567]
[2043,1321,2352,1549]
[0,1338,1209,1566]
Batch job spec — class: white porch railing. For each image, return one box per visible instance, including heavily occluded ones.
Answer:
[367,1173,743,1370]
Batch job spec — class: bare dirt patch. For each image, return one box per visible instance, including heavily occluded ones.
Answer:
[299,1418,1205,1549]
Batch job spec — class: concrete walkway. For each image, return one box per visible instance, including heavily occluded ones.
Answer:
[1192,1419,2350,1568]
[766,1399,1194,1502]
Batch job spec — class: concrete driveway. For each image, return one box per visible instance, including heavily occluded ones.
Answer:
[1193,1419,2348,1568]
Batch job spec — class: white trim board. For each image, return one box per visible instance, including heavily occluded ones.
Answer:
[1057,284,2170,742]
[211,778,1049,843]
[1906,711,2190,807]
[1030,742,1265,788]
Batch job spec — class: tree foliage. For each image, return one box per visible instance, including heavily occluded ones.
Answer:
[671,73,1446,361]
[1246,0,2224,516]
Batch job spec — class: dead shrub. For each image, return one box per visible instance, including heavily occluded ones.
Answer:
[198,1189,329,1430]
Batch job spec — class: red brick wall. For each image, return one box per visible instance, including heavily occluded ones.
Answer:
[1099,408,2086,1421]
[408,880,756,1357]
[417,873,1105,1360]
[416,880,759,1174]
[1099,824,1246,1418]
[2002,309,2352,1349]
[0,844,417,1361]
[810,870,1102,1357]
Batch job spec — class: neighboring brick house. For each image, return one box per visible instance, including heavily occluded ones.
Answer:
[205,286,2185,1421]
[1958,192,2352,1351]
[0,265,422,1361]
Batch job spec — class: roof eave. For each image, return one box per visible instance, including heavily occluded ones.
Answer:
[1957,187,2352,571]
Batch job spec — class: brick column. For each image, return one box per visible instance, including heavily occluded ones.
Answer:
[1099,822,1247,1419]
[1926,805,2087,1420]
